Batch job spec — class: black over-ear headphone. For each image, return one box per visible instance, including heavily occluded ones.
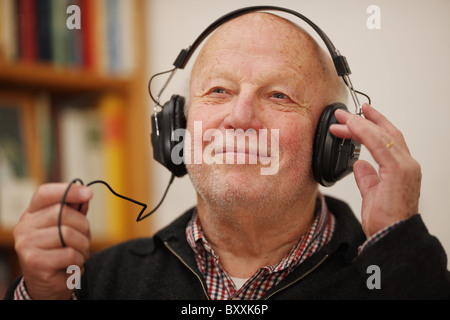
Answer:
[149,5,369,187]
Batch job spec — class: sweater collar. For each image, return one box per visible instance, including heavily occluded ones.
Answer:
[153,195,365,264]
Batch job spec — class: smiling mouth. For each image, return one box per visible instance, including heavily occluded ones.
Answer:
[179,122,280,174]
[213,147,273,160]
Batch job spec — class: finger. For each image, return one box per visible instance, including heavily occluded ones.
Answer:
[33,247,87,272]
[25,203,91,236]
[333,104,410,154]
[54,225,90,259]
[67,201,90,216]
[360,104,410,154]
[331,109,403,168]
[28,183,92,213]
[353,160,379,196]
[329,123,352,140]
[26,226,90,260]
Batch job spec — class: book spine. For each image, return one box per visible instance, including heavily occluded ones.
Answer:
[0,0,18,62]
[18,0,37,62]
[36,0,52,62]
[118,0,136,75]
[51,0,68,67]
[96,0,109,74]
[66,0,83,67]
[3,0,131,74]
[81,0,94,70]
[107,0,120,73]
[98,94,126,239]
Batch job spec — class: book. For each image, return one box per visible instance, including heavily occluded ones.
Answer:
[97,93,127,239]
[51,0,69,67]
[36,0,52,62]
[18,0,37,62]
[107,0,120,73]
[66,0,83,67]
[35,93,57,182]
[1,0,136,73]
[0,0,18,62]
[96,0,109,74]
[81,0,96,70]
[118,0,136,75]
[0,92,41,229]
[0,178,36,229]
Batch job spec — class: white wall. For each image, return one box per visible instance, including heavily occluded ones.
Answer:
[145,0,450,267]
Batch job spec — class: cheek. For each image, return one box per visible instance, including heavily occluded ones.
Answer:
[186,106,226,158]
[187,105,216,133]
[281,127,313,153]
[277,117,315,167]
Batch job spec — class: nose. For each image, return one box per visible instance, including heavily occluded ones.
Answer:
[222,92,264,131]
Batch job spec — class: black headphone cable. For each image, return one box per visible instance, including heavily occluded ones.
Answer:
[58,174,175,248]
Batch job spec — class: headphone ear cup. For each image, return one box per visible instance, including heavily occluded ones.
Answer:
[312,103,361,187]
[151,95,187,177]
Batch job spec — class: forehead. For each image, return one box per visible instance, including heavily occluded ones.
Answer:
[194,49,307,89]
[191,13,328,81]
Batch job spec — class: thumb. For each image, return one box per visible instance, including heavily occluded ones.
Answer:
[65,185,92,216]
[353,160,379,197]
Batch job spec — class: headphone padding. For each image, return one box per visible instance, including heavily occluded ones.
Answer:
[312,103,348,186]
[161,95,187,177]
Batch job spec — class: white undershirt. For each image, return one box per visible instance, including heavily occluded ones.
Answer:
[230,277,249,290]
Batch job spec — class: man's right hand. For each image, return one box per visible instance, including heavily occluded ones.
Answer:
[13,183,93,300]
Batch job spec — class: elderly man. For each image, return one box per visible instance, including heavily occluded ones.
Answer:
[6,11,450,300]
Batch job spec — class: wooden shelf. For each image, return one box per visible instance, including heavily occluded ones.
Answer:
[0,62,131,94]
[0,230,14,249]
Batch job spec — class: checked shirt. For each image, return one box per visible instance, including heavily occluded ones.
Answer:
[186,194,336,300]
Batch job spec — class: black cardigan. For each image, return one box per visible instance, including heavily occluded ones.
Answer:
[6,196,450,299]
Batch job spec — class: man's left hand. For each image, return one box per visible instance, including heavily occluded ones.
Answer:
[330,103,422,238]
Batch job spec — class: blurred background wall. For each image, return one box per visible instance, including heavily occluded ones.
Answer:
[146,0,450,267]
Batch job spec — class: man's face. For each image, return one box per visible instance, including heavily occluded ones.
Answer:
[185,14,334,210]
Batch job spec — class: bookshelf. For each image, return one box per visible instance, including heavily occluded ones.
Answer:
[0,0,151,294]
[0,62,130,93]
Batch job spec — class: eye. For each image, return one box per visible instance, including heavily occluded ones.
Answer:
[269,91,293,101]
[271,92,289,99]
[211,87,228,94]
[200,86,233,105]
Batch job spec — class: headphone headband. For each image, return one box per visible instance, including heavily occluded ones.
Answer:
[172,5,351,77]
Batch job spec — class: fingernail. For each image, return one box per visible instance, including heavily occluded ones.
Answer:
[80,187,92,199]
[335,108,350,118]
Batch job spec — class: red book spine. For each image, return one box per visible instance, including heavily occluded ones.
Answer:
[19,0,37,62]
[81,0,94,70]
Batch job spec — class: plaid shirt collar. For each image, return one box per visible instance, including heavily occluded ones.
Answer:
[186,193,335,300]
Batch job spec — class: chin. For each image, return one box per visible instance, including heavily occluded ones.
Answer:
[187,156,315,210]
[187,163,271,206]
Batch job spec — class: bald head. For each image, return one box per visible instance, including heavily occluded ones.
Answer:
[190,12,348,111]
